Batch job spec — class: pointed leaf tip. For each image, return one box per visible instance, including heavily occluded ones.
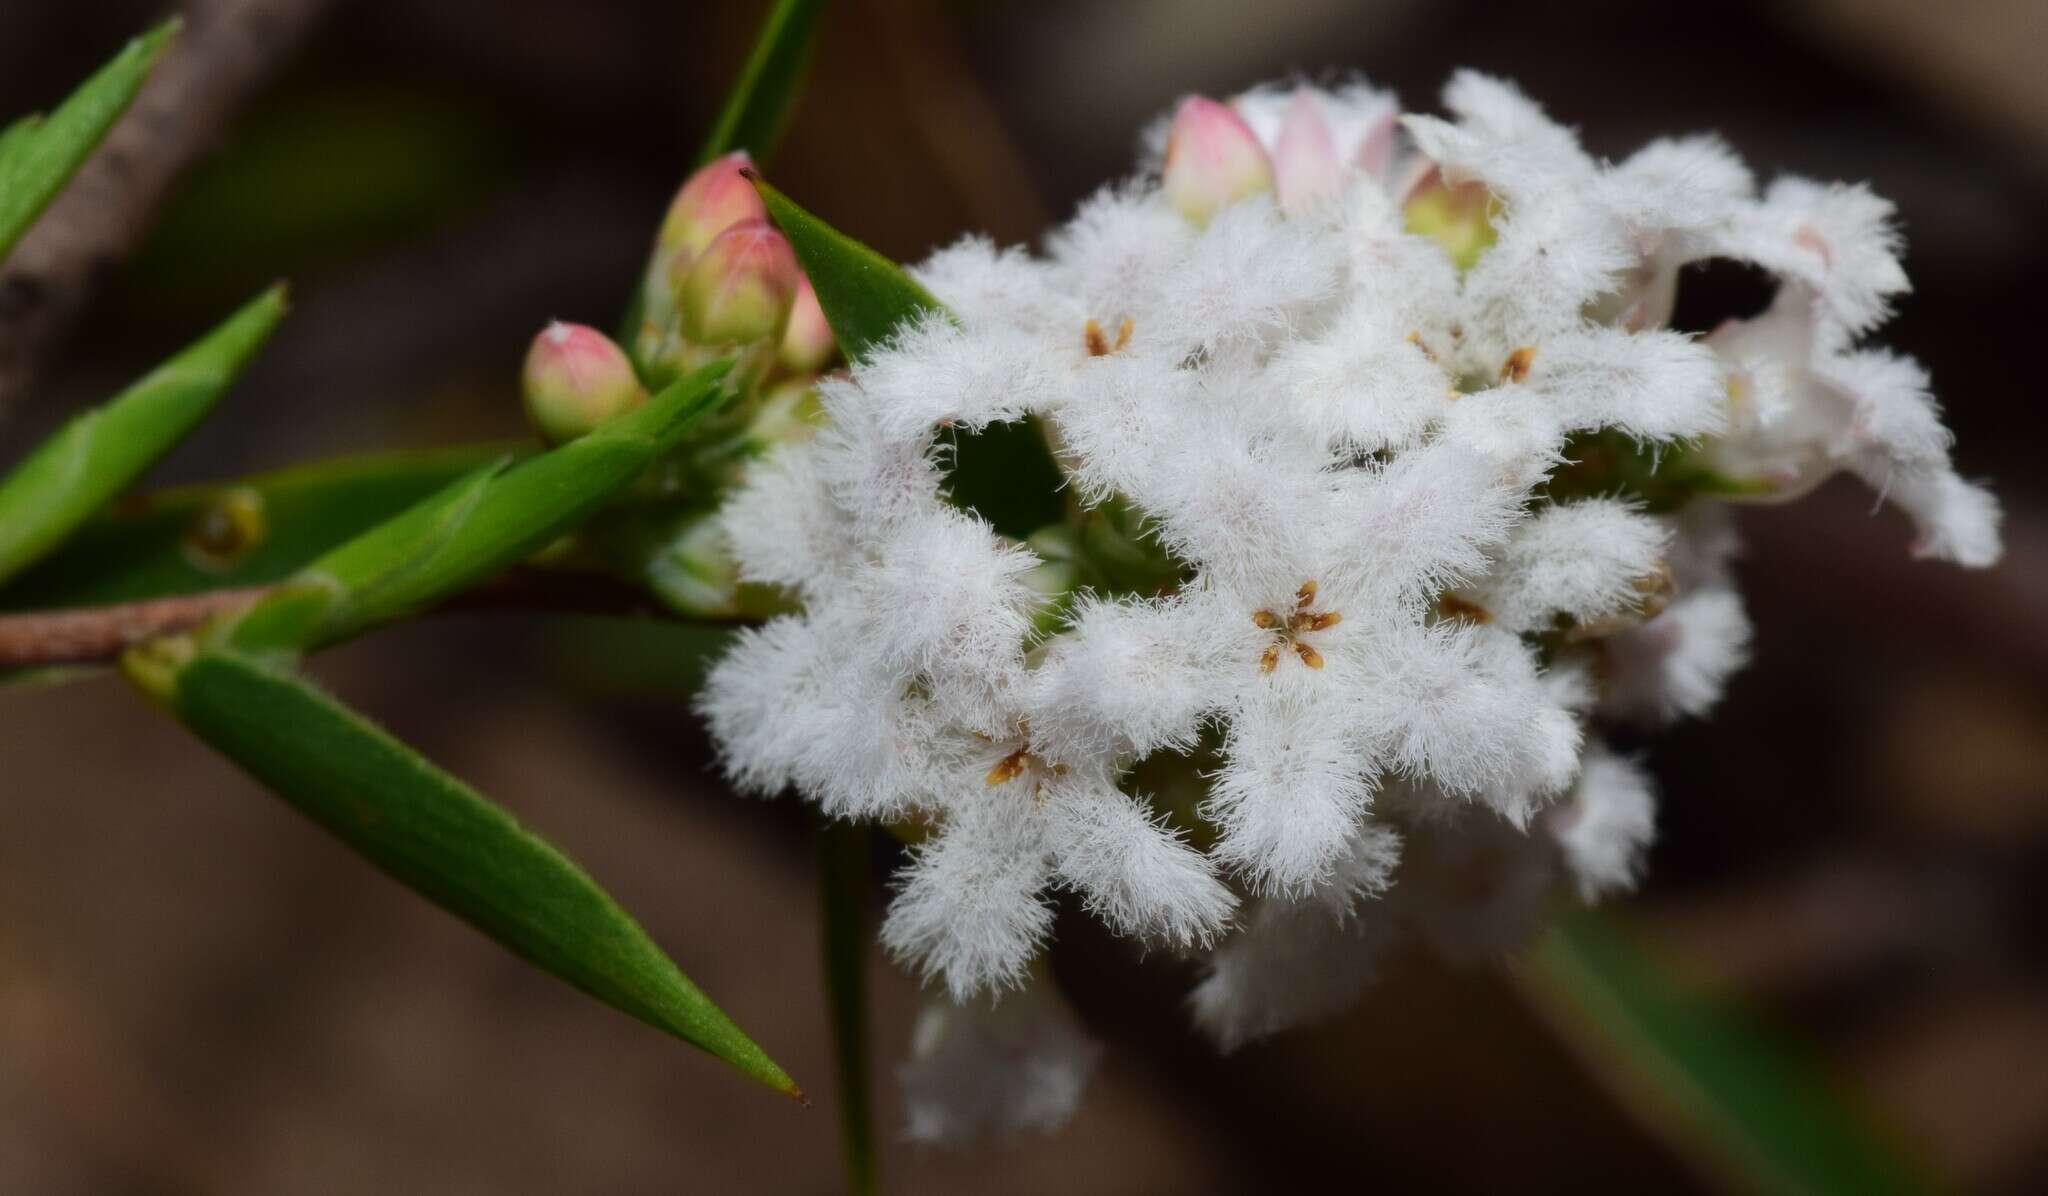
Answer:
[135,15,184,58]
[0,287,288,584]
[747,176,946,365]
[0,19,182,258]
[136,648,803,1095]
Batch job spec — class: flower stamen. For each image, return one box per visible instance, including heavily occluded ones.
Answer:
[1499,345,1535,384]
[983,732,1066,797]
[1084,317,1135,357]
[985,748,1035,786]
[1435,592,1491,623]
[1252,579,1340,671]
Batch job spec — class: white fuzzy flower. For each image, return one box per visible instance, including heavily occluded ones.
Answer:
[697,72,2001,1138]
[1546,746,1659,901]
[1460,498,1672,635]
[1704,288,2001,565]
[1598,586,1753,724]
[1189,824,1402,1050]
[881,750,1236,999]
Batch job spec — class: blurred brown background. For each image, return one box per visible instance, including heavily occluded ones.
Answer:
[1,0,2044,1191]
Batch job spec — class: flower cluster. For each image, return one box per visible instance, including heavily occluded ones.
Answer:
[700,74,1999,1137]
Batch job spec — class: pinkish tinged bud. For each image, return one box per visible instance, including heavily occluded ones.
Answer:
[657,151,768,265]
[679,219,801,345]
[521,322,646,443]
[1273,89,1341,216]
[1162,95,1273,226]
[1353,110,1398,183]
[778,275,836,373]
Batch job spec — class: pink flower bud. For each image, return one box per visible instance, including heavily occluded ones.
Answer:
[1273,89,1341,216]
[778,275,836,373]
[521,322,646,442]
[678,219,801,346]
[657,151,768,265]
[1162,95,1273,225]
[1352,110,1398,183]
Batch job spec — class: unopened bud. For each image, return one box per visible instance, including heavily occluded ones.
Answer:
[686,376,823,489]
[1162,95,1273,225]
[778,275,836,373]
[644,510,743,617]
[751,375,823,446]
[1273,89,1341,216]
[1402,165,1497,272]
[522,322,646,443]
[657,151,767,265]
[1353,110,1397,182]
[678,219,800,346]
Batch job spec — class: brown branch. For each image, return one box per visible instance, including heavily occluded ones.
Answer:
[0,0,337,415]
[0,586,269,666]
[0,569,706,668]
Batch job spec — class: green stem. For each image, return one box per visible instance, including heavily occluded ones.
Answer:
[819,819,878,1195]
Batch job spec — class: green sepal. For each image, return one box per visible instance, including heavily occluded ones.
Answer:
[1541,428,1772,513]
[0,285,287,584]
[574,503,794,620]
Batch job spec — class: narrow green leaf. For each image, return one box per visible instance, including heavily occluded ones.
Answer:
[218,360,734,652]
[697,0,826,168]
[819,820,877,1196]
[0,19,178,260]
[0,285,287,584]
[122,643,800,1096]
[0,443,523,611]
[0,115,42,166]
[1519,909,1939,1196]
[748,175,945,363]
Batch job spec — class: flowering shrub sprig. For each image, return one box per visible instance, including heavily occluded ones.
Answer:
[0,7,1998,1181]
